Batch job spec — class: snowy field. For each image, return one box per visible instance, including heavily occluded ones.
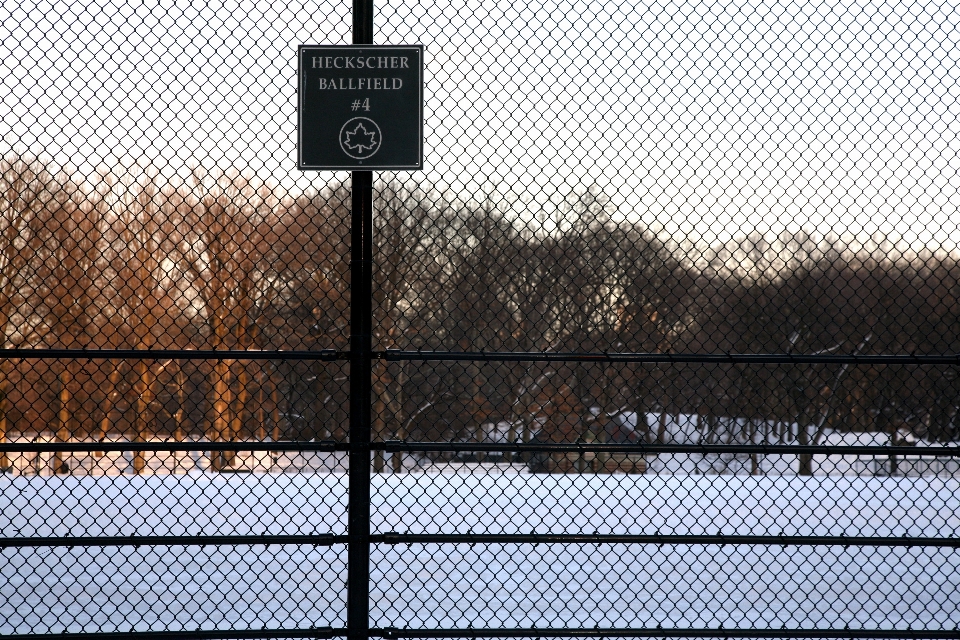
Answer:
[2,473,960,634]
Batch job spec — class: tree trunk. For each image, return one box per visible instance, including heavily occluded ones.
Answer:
[372,387,386,472]
[230,366,249,443]
[209,359,233,470]
[132,360,155,474]
[255,379,266,442]
[504,419,517,466]
[390,361,407,473]
[888,427,899,477]
[693,413,703,475]
[595,363,614,472]
[797,423,813,476]
[0,370,9,472]
[52,366,72,474]
[0,212,20,473]
[372,353,405,473]
[206,315,234,471]
[503,364,523,465]
[95,362,123,458]
[269,376,282,469]
[173,368,186,443]
[270,376,281,442]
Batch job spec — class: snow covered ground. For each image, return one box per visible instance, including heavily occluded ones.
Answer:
[2,473,959,634]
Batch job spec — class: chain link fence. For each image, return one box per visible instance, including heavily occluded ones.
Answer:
[2,0,960,637]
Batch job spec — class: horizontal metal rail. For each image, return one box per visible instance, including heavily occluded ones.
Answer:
[2,628,955,640]
[374,532,959,548]
[0,534,345,549]
[6,441,957,455]
[383,441,960,456]
[0,348,345,361]
[0,628,341,640]
[0,440,346,453]
[1,349,959,365]
[0,440,960,458]
[379,350,960,365]
[7,441,955,455]
[376,627,960,639]
[8,532,955,550]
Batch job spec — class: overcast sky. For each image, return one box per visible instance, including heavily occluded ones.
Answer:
[4,0,960,249]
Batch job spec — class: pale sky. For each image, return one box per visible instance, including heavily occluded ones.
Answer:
[4,0,960,249]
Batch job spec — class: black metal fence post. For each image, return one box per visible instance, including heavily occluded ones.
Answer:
[347,168,373,640]
[348,3,374,640]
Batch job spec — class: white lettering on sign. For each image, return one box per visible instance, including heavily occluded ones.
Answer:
[318,78,404,90]
[311,56,411,69]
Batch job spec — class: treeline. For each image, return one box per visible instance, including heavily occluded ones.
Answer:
[2,153,959,472]
[0,154,348,470]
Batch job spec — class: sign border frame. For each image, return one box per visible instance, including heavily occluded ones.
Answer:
[297,44,424,171]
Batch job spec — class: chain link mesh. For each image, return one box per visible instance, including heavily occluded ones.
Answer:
[3,0,960,637]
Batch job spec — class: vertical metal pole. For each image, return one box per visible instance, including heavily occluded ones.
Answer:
[348,2,374,640]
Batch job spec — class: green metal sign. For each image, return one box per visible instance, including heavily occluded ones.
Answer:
[298,45,423,170]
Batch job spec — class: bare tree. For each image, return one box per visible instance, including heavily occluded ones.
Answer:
[0,154,52,469]
[182,170,269,469]
[91,169,193,470]
[20,163,100,473]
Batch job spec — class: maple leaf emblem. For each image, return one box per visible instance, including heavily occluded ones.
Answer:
[342,122,378,153]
